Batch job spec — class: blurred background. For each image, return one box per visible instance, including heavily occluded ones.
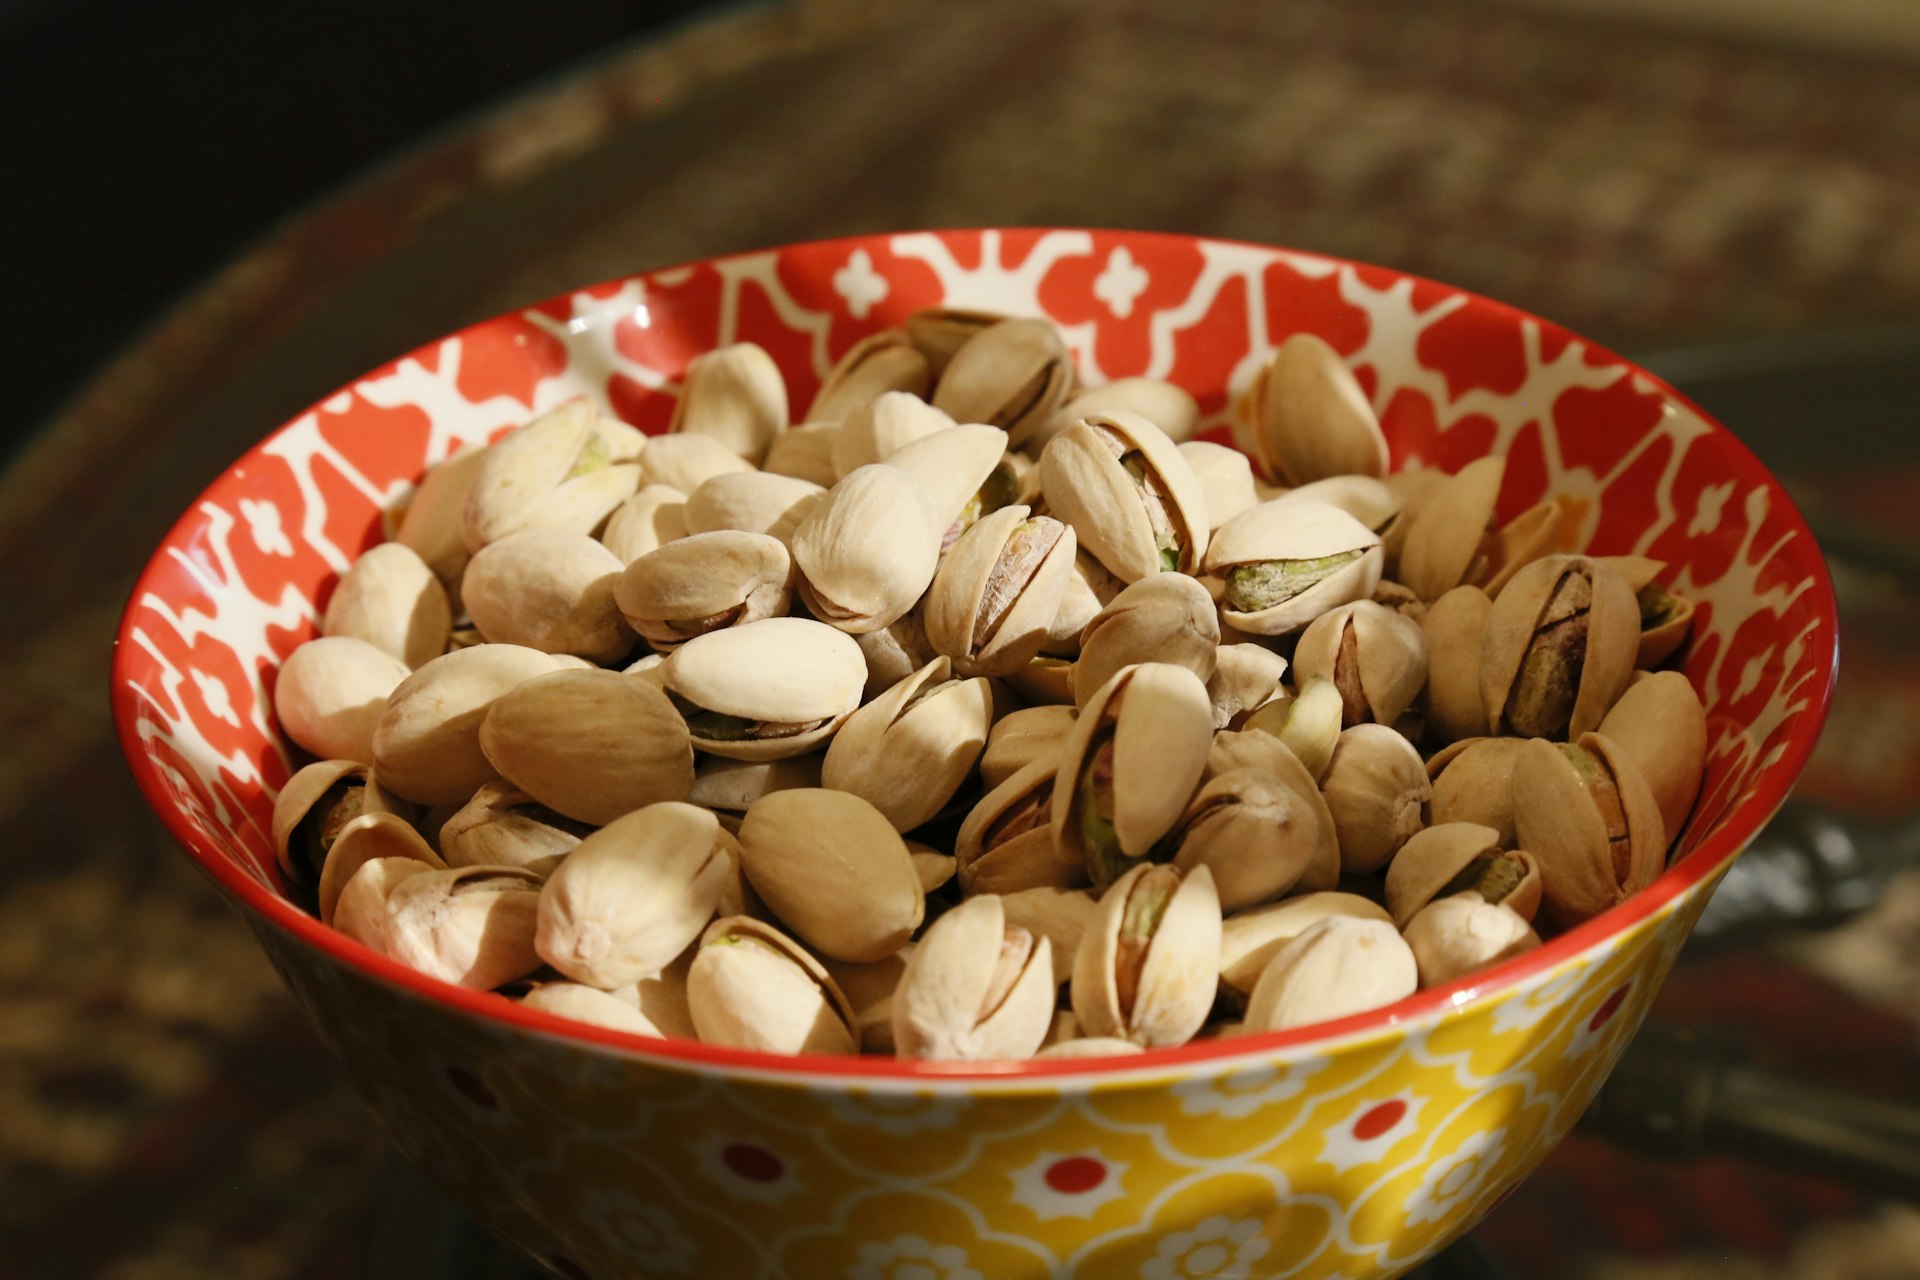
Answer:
[5,0,1920,1276]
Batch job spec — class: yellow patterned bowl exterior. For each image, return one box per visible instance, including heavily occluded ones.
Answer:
[115,230,1836,1280]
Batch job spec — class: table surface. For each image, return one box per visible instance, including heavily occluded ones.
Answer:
[7,2,1920,1277]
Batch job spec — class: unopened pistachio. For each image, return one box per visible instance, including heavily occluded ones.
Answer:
[274,636,412,765]
[894,895,1055,1060]
[669,342,787,465]
[1403,894,1540,988]
[463,530,635,663]
[810,330,931,424]
[687,916,858,1055]
[1242,916,1416,1034]
[820,657,994,831]
[613,530,792,651]
[681,472,823,547]
[322,542,451,669]
[1071,863,1221,1048]
[1236,334,1388,485]
[1320,724,1430,874]
[371,644,563,805]
[384,865,544,990]
[737,789,924,962]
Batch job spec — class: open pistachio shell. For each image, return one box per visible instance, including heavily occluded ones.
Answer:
[461,401,641,553]
[1480,499,1562,596]
[1598,671,1707,844]
[600,484,690,564]
[737,789,925,962]
[1398,458,1505,602]
[612,530,793,652]
[905,306,1007,379]
[1203,498,1383,636]
[333,856,439,954]
[1040,377,1203,453]
[1176,440,1259,529]
[881,424,1018,548]
[1071,863,1222,1048]
[1635,580,1696,668]
[980,704,1077,791]
[317,811,447,924]
[923,506,1077,678]
[1242,915,1417,1033]
[1042,551,1123,656]
[1383,822,1505,926]
[1167,767,1316,913]
[1480,555,1639,741]
[998,886,1099,981]
[1237,334,1388,485]
[274,635,413,765]
[931,316,1074,448]
[831,391,956,478]
[322,542,451,669]
[1292,600,1429,727]
[371,644,564,804]
[893,895,1056,1061]
[438,780,590,876]
[1404,894,1541,988]
[809,329,930,424]
[1217,892,1394,1000]
[638,432,756,494]
[523,982,668,1038]
[820,657,994,832]
[687,915,858,1055]
[463,530,636,663]
[660,618,865,761]
[272,759,412,890]
[396,443,487,586]
[1420,586,1494,744]
[822,945,915,1054]
[684,472,825,545]
[791,463,943,634]
[1512,732,1666,927]
[1426,737,1526,848]
[668,342,788,466]
[1206,644,1290,731]
[1051,663,1214,889]
[1242,677,1344,783]
[383,865,544,990]
[1039,411,1211,581]
[1203,729,1341,893]
[1320,724,1430,875]
[1380,467,1449,573]
[1071,573,1219,709]
[956,759,1084,895]
[761,422,841,488]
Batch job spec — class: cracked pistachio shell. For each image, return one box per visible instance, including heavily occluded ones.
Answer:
[333,856,438,953]
[924,506,1077,678]
[535,802,730,986]
[1236,334,1389,485]
[1168,767,1318,913]
[396,443,487,585]
[272,758,412,889]
[1398,458,1505,601]
[1218,892,1394,1000]
[894,895,1056,1060]
[1243,677,1345,783]
[687,915,858,1055]
[383,865,544,990]
[791,464,943,633]
[1404,894,1541,988]
[831,391,955,478]
[1206,643,1290,731]
[1177,440,1259,529]
[668,342,787,466]
[1072,573,1219,709]
[1481,499,1563,597]
[1420,586,1494,744]
[1481,555,1639,741]
[809,329,931,424]
[522,982,667,1038]
[1039,411,1211,581]
[1598,671,1707,847]
[1039,377,1203,453]
[881,424,1017,545]
[660,617,865,761]
[980,704,1077,791]
[998,886,1099,981]
[1294,600,1429,728]
[322,542,452,669]
[1635,581,1696,669]
[1004,656,1077,706]
[317,810,446,924]
[762,422,841,488]
[689,755,824,817]
[684,472,824,545]
[855,611,936,702]
[1280,476,1400,535]
[461,401,641,552]
[931,316,1074,448]
[1204,498,1383,635]
[1051,663,1214,889]
[372,644,564,804]
[274,635,412,764]
[612,530,793,651]
[438,780,589,876]
[1380,467,1448,572]
[821,657,993,831]
[463,531,635,663]
[1243,916,1417,1034]
[1427,737,1526,848]
[1204,729,1342,893]
[1071,863,1222,1048]
[822,945,915,1054]
[956,760,1083,895]
[1036,1036,1145,1060]
[737,789,925,962]
[638,432,756,494]
[1383,822,1503,926]
[478,669,695,825]
[905,306,1006,378]
[1513,733,1666,927]
[1321,724,1430,874]
[1043,551,1122,655]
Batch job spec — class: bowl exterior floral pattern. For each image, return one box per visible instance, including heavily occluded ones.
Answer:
[114,230,1835,1280]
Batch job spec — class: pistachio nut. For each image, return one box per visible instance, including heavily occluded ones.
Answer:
[979,704,1077,791]
[881,424,1019,549]
[1165,767,1317,913]
[790,463,943,633]
[1481,499,1562,597]
[1051,663,1214,889]
[438,780,591,876]
[1380,467,1448,573]
[737,789,925,962]
[1039,411,1211,581]
[1372,579,1426,621]
[1035,1037,1145,1060]
[1042,550,1122,656]
[1243,677,1344,782]
[1512,733,1666,927]
[893,895,1056,1061]
[1217,892,1394,1001]
[821,945,914,1054]
[316,810,446,924]
[930,316,1073,448]
[689,754,824,819]
[1241,915,1417,1034]
[463,530,636,663]
[1071,572,1219,708]
[1383,821,1541,926]
[1480,554,1639,740]
[1236,333,1389,485]
[956,759,1084,895]
[522,982,668,1037]
[830,391,955,478]
[370,644,563,804]
[668,342,787,465]
[624,651,668,685]
[478,668,696,825]
[638,431,756,494]
[627,949,700,1039]
[659,617,865,760]
[1004,656,1077,706]
[396,442,487,586]
[913,847,957,894]
[613,530,792,651]
[1176,440,1259,529]
[820,657,994,831]
[383,865,544,990]
[533,802,731,987]
[1597,671,1707,845]
[855,611,937,702]
[761,422,841,488]
[1426,737,1527,848]
[905,306,1006,379]
[1206,643,1290,731]
[272,758,411,890]
[1397,458,1504,602]
[1203,498,1383,635]
[686,915,858,1055]
[1634,578,1696,668]
[333,856,438,954]
[1320,724,1430,874]
[1293,600,1429,728]
[1203,729,1342,893]
[923,506,1077,677]
[1280,475,1401,537]
[1070,863,1222,1048]
[683,472,824,545]
[1040,377,1203,452]
[274,635,412,764]
[1419,585,1494,744]
[997,885,1098,981]
[809,329,932,424]
[1403,893,1541,988]
[461,400,640,552]
[321,542,452,669]
[599,484,689,564]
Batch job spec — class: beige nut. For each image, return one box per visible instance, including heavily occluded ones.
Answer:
[1176,440,1259,530]
[820,656,994,832]
[1293,600,1429,728]
[1242,916,1416,1034]
[1397,458,1505,602]
[956,760,1083,895]
[1203,498,1383,636]
[737,788,925,962]
[1042,550,1123,656]
[1071,572,1219,709]
[638,432,756,494]
[463,530,635,663]
[931,316,1074,448]
[1380,467,1448,572]
[461,400,640,552]
[659,617,865,761]
[439,780,590,876]
[830,391,955,478]
[1166,768,1317,913]
[822,945,915,1054]
[523,982,668,1037]
[613,530,793,651]
[761,422,841,488]
[1481,555,1639,741]
[1420,586,1494,744]
[370,644,563,805]
[1512,733,1666,927]
[855,612,937,702]
[683,472,824,545]
[924,506,1077,678]
[809,329,931,424]
[1243,677,1344,783]
[790,463,943,634]
[1403,893,1541,988]
[1320,724,1430,874]
[1039,411,1211,581]
[1040,377,1203,452]
[1218,892,1394,1000]
[1598,671,1707,844]
[396,443,488,586]
[1203,729,1341,893]
[272,758,412,890]
[997,886,1099,981]
[1383,822,1539,926]
[333,856,439,953]
[689,755,824,818]
[317,810,446,924]
[1633,577,1697,668]
[668,342,787,466]
[1234,334,1388,485]
[1426,737,1527,848]
[686,916,858,1055]
[1071,863,1222,1048]
[882,424,1019,549]
[1206,643,1290,731]
[980,704,1077,791]
[893,895,1056,1061]
[600,484,691,564]
[383,865,544,990]
[905,306,1007,379]
[322,542,451,669]
[274,635,412,764]
[1280,476,1401,535]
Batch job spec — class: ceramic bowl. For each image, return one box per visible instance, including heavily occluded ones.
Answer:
[113,229,1836,1280]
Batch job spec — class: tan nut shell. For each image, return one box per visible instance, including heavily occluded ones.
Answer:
[1242,916,1416,1034]
[396,443,487,585]
[1050,663,1214,869]
[689,755,824,817]
[463,531,635,663]
[660,617,865,760]
[893,895,1056,1060]
[1482,499,1563,596]
[1203,498,1383,635]
[639,432,756,494]
[371,644,563,804]
[809,329,931,424]
[980,704,1077,791]
[1420,586,1494,744]
[333,856,438,953]
[612,530,792,651]
[1481,555,1639,740]
[1382,822,1503,926]
[820,657,994,832]
[1280,476,1401,533]
[683,472,824,544]
[906,306,1006,379]
[855,612,936,702]
[438,780,585,876]
[274,635,412,764]
[478,669,695,826]
[1403,894,1541,988]
[831,391,955,478]
[1381,467,1450,572]
[1042,377,1202,451]
[1320,724,1431,874]
[1427,737,1527,848]
[956,760,1082,895]
[1293,600,1429,727]
[823,946,915,1054]
[383,865,543,990]
[881,424,1014,536]
[272,758,410,886]
[1043,551,1122,655]
[1512,733,1666,927]
[687,916,857,1055]
[737,789,925,962]
[1072,573,1220,709]
[931,316,1073,447]
[317,810,446,924]
[668,342,787,466]
[322,542,451,669]
[1399,458,1504,602]
[523,982,667,1038]
[1218,892,1393,999]
[761,422,841,488]
[791,464,942,633]
[1238,333,1389,485]
[1203,729,1341,893]
[1176,440,1259,529]
[1168,768,1317,913]
[1242,678,1344,784]
[1039,411,1211,581]
[1071,863,1222,1048]
[1598,671,1707,844]
[461,401,641,552]
[1206,643,1290,731]
[998,886,1099,980]
[600,484,690,564]
[923,506,1077,678]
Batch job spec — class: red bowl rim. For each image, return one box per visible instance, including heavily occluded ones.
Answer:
[111,226,1840,1085]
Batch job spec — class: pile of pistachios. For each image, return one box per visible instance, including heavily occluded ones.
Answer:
[268,311,1709,1061]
